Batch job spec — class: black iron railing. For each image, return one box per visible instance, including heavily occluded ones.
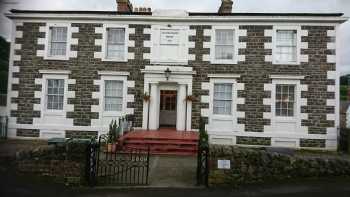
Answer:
[0,116,8,139]
[85,134,150,187]
[196,117,209,187]
[0,94,6,106]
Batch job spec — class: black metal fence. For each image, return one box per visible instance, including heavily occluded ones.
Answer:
[196,118,209,187]
[0,94,6,106]
[86,134,150,187]
[339,128,350,153]
[0,116,8,139]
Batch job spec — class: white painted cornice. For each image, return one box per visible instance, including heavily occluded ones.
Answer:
[5,13,348,24]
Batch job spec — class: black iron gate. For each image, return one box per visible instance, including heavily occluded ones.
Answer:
[0,116,8,139]
[86,135,150,187]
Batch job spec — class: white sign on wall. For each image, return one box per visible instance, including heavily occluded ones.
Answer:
[217,160,231,169]
[160,29,180,45]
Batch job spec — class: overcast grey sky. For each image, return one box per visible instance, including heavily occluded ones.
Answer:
[0,0,349,74]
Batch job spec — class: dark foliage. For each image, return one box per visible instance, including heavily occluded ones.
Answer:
[0,36,9,93]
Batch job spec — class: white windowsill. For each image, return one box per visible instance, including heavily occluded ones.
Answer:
[275,116,297,123]
[208,74,241,79]
[98,71,130,76]
[39,70,71,75]
[101,58,127,62]
[150,60,188,65]
[102,111,123,117]
[211,59,237,65]
[273,60,300,65]
[44,55,69,61]
[212,114,233,120]
[43,110,65,116]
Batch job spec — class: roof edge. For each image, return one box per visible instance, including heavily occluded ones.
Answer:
[9,9,344,17]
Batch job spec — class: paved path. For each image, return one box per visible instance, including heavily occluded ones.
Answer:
[148,155,197,187]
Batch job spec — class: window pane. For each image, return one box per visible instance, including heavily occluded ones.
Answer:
[107,44,125,59]
[47,79,64,110]
[276,30,297,63]
[49,27,67,56]
[215,45,234,60]
[106,28,125,59]
[275,84,295,117]
[215,29,235,60]
[216,29,234,45]
[213,84,232,115]
[104,80,123,111]
[51,27,67,42]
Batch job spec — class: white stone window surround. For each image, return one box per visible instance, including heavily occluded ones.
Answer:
[272,25,302,65]
[210,25,239,65]
[270,76,303,126]
[150,25,189,65]
[39,70,71,117]
[44,23,72,60]
[98,72,129,117]
[101,24,129,62]
[207,75,240,133]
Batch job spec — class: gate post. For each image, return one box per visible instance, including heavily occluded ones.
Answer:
[85,140,97,187]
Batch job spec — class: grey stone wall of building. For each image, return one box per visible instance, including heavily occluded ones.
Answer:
[10,21,336,145]
[10,22,151,137]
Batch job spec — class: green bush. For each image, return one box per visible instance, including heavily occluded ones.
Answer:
[340,85,348,101]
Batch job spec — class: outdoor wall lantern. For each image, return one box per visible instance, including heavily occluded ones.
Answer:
[164,68,172,81]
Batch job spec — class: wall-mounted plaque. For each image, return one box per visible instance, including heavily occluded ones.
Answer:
[217,160,231,169]
[160,29,180,45]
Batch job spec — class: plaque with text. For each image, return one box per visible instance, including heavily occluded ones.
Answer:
[217,160,231,169]
[160,30,180,45]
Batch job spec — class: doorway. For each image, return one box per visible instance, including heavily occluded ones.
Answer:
[159,90,177,128]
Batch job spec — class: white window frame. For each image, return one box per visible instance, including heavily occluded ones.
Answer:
[272,25,301,65]
[101,24,128,62]
[271,78,301,123]
[104,80,124,112]
[39,70,70,116]
[100,74,128,117]
[150,25,189,65]
[46,78,65,111]
[44,23,71,60]
[211,26,239,65]
[209,77,238,121]
[213,83,233,115]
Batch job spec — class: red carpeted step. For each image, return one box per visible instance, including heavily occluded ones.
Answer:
[123,144,197,151]
[119,130,199,156]
[122,139,198,146]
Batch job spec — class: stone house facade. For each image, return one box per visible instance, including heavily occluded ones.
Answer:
[4,0,347,150]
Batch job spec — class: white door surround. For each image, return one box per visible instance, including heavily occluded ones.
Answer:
[141,66,195,131]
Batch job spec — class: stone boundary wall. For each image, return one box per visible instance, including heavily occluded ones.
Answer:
[209,145,350,187]
[16,142,89,186]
